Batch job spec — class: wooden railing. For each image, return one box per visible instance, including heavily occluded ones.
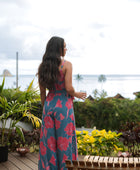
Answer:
[65,155,140,169]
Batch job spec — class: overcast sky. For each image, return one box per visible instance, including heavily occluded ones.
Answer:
[0,0,140,75]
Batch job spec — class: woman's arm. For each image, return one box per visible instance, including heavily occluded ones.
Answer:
[64,61,86,100]
[39,85,46,106]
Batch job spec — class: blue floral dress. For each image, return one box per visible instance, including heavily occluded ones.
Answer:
[38,62,78,170]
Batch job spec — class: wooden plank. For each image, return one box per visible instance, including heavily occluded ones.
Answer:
[79,160,85,167]
[103,156,109,167]
[8,153,32,170]
[72,160,79,167]
[78,155,85,161]
[98,156,105,167]
[1,159,19,170]
[65,159,73,169]
[84,155,90,161]
[137,157,140,167]
[122,157,128,168]
[11,152,38,170]
[129,157,134,167]
[118,157,123,168]
[24,153,38,164]
[134,157,139,167]
[86,156,94,167]
[113,157,119,168]
[92,156,99,167]
[31,152,39,159]
[0,163,8,170]
[107,157,113,167]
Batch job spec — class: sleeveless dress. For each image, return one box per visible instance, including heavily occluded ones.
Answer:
[38,61,78,170]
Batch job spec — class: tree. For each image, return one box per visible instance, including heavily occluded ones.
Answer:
[75,74,83,91]
[98,74,107,90]
[92,74,107,99]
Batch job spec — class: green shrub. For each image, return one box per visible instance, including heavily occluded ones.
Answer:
[74,98,140,131]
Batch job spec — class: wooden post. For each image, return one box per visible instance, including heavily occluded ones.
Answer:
[16,52,18,89]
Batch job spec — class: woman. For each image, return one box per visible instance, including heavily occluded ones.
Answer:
[38,36,86,170]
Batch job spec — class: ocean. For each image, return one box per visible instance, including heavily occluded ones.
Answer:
[0,74,140,100]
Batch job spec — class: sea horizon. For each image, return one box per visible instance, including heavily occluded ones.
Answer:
[1,73,140,77]
[1,74,140,100]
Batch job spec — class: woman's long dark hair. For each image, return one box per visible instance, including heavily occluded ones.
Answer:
[38,36,64,90]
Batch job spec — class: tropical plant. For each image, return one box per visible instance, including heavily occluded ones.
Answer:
[76,129,123,156]
[75,74,83,91]
[23,110,42,129]
[0,77,5,94]
[0,97,26,146]
[98,74,107,90]
[92,89,107,99]
[16,78,40,103]
[0,77,41,146]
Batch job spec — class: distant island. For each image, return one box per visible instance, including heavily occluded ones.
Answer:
[0,69,13,77]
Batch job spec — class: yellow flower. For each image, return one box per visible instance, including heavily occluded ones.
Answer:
[82,130,89,135]
[78,139,82,144]
[108,130,112,134]
[83,134,90,143]
[91,129,99,136]
[114,144,123,151]
[100,129,106,135]
[90,136,96,143]
[76,131,82,135]
[99,137,102,143]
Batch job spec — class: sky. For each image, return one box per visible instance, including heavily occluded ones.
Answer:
[0,0,140,75]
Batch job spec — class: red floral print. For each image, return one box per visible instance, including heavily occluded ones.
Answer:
[69,136,72,143]
[62,154,68,163]
[42,160,45,169]
[64,122,74,136]
[40,141,47,156]
[44,127,47,137]
[46,93,55,102]
[72,153,76,160]
[69,114,74,120]
[54,112,56,117]
[56,93,61,96]
[49,155,56,166]
[47,137,56,152]
[46,166,50,170]
[43,107,45,115]
[48,111,53,115]
[40,128,43,139]
[44,116,54,128]
[55,118,61,130]
[65,98,72,109]
[57,137,69,151]
[55,99,62,108]
[60,113,64,120]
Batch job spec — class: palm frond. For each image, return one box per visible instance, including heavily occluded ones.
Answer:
[0,77,5,94]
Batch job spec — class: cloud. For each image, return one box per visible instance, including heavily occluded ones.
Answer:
[129,0,140,2]
[0,0,29,7]
[90,22,108,30]
[0,0,140,75]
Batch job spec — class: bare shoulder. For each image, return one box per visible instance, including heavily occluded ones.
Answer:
[64,60,72,68]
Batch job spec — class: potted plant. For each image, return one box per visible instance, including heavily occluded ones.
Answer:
[0,96,26,162]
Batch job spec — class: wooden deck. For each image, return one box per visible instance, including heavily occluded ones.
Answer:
[0,152,39,170]
[0,152,85,170]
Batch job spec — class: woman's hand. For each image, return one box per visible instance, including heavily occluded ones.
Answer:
[74,92,87,100]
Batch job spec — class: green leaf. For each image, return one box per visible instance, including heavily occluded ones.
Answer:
[0,77,5,94]
[27,78,34,92]
[15,126,25,142]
